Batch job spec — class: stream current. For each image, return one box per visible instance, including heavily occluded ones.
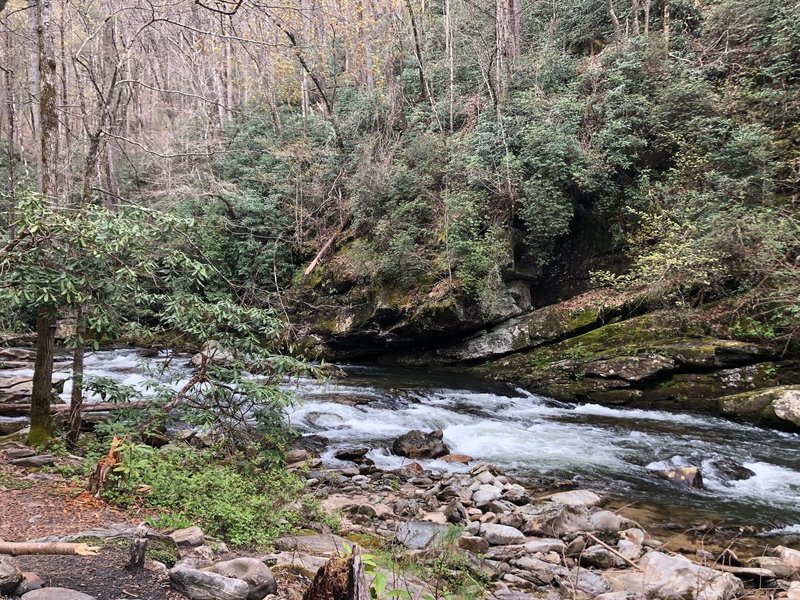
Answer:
[2,349,799,537]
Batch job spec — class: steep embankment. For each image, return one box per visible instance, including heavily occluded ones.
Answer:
[298,278,800,430]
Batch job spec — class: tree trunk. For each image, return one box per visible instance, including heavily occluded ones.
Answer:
[663,0,670,53]
[404,0,427,102]
[644,0,650,34]
[3,31,14,238]
[607,0,621,48]
[66,307,85,449]
[632,0,641,36]
[29,305,56,447]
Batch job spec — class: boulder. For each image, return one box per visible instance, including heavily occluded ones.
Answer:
[479,524,525,546]
[396,522,448,550]
[719,386,800,428]
[170,565,249,600]
[459,535,490,554]
[546,490,603,507]
[648,466,703,489]
[444,498,467,524]
[333,447,369,461]
[772,545,800,570]
[589,510,625,532]
[0,559,22,594]
[392,430,449,459]
[441,453,473,464]
[744,556,794,579]
[20,590,95,600]
[170,526,205,547]
[522,539,566,554]
[605,551,743,600]
[207,558,276,600]
[274,534,351,555]
[706,458,755,482]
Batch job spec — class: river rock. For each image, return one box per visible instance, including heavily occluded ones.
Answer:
[524,504,592,537]
[523,539,566,554]
[589,510,625,532]
[649,466,703,488]
[0,559,22,594]
[617,540,642,561]
[772,545,800,570]
[459,535,490,554]
[170,526,205,547]
[546,490,602,507]
[191,340,234,367]
[20,590,96,600]
[744,556,794,579]
[706,458,755,482]
[274,534,351,555]
[334,447,369,461]
[444,498,467,524]
[207,558,276,600]
[473,484,503,506]
[441,453,473,464]
[479,523,525,546]
[583,355,676,382]
[170,564,249,600]
[392,429,449,459]
[396,522,448,550]
[581,544,624,569]
[605,551,743,600]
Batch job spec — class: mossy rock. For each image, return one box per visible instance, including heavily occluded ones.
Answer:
[718,385,800,428]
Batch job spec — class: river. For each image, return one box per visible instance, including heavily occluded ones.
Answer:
[2,349,799,539]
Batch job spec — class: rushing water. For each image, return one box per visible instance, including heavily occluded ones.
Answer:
[2,349,799,537]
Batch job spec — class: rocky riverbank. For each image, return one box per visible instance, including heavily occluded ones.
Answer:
[4,430,800,600]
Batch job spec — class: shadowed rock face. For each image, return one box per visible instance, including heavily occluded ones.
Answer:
[392,429,449,459]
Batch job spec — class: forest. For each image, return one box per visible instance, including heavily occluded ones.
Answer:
[0,0,799,598]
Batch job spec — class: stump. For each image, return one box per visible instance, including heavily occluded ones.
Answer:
[303,548,369,600]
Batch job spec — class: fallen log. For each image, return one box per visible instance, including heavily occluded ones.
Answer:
[0,401,148,417]
[0,542,100,556]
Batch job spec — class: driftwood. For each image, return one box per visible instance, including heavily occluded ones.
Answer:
[0,401,148,417]
[303,548,369,600]
[0,542,100,556]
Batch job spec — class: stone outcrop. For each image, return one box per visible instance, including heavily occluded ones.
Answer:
[392,429,449,459]
[719,385,800,428]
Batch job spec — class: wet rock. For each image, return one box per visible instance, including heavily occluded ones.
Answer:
[441,453,473,464]
[706,458,755,482]
[479,523,525,546]
[170,526,205,547]
[20,589,97,600]
[719,385,800,428]
[459,535,490,554]
[649,466,704,489]
[334,447,369,461]
[396,522,448,550]
[605,551,743,600]
[546,490,603,507]
[208,558,277,600]
[0,559,22,594]
[170,564,249,600]
[392,429,449,459]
